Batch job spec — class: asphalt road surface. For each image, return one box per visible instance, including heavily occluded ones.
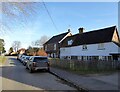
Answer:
[1,56,76,91]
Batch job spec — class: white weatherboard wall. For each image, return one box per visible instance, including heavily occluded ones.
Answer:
[60,42,119,58]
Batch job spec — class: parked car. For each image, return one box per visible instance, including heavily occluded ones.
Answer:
[20,55,26,63]
[17,54,23,61]
[26,56,50,73]
[22,56,31,66]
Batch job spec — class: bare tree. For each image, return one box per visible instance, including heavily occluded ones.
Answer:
[12,41,21,52]
[39,35,50,45]
[1,2,39,34]
[32,35,50,47]
[2,2,36,17]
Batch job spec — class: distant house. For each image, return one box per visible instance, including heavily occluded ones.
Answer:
[44,30,72,58]
[60,26,120,61]
[18,48,26,55]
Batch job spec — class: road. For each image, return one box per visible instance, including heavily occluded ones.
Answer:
[0,56,76,91]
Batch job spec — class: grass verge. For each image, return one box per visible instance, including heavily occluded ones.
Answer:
[0,56,7,64]
[51,65,117,75]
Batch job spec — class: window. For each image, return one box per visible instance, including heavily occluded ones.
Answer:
[34,57,48,62]
[45,45,47,50]
[98,43,105,50]
[99,56,108,61]
[82,45,87,50]
[83,56,87,61]
[78,56,82,60]
[67,56,71,60]
[68,40,73,45]
[99,56,103,60]
[88,56,92,61]
[54,44,56,50]
[71,56,77,60]
[108,56,112,61]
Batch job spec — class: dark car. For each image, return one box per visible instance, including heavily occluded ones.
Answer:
[26,56,50,73]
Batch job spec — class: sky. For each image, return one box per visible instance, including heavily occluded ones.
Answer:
[0,1,119,52]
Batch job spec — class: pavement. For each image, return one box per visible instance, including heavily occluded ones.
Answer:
[50,67,120,91]
[1,56,119,91]
[1,57,76,91]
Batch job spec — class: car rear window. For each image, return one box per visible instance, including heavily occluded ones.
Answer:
[33,57,48,62]
[26,57,30,60]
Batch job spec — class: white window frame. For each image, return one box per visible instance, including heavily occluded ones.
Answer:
[78,56,82,60]
[68,40,73,45]
[83,56,87,61]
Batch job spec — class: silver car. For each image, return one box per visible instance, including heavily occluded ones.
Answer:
[22,56,31,66]
[20,55,26,63]
[26,56,50,73]
[17,54,22,60]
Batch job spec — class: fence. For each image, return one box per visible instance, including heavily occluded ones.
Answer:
[49,59,120,72]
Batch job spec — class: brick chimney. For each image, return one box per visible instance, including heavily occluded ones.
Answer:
[78,27,84,34]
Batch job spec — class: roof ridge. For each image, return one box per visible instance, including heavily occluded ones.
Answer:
[84,25,116,34]
[44,31,70,44]
[66,26,116,37]
[53,32,69,37]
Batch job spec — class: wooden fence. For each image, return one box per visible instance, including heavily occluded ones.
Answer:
[49,59,120,72]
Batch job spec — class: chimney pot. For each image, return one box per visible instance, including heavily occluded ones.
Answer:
[68,29,71,32]
[78,27,84,34]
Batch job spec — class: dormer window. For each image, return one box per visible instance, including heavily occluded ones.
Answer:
[82,45,87,50]
[68,40,73,45]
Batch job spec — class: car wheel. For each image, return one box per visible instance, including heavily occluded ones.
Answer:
[26,65,28,69]
[29,67,33,73]
[23,62,26,66]
[23,62,25,66]
[47,67,50,72]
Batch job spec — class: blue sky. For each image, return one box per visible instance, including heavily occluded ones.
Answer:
[0,2,118,52]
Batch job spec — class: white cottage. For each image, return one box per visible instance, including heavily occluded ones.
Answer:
[60,26,120,61]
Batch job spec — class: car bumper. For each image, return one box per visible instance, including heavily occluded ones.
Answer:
[33,67,49,70]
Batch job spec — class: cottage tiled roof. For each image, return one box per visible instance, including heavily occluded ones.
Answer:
[44,32,70,44]
[61,26,119,47]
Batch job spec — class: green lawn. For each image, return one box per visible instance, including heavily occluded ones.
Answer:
[0,56,7,64]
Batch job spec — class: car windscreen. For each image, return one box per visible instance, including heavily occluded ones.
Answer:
[33,57,48,62]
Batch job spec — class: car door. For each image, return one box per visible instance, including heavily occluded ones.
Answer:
[27,57,33,69]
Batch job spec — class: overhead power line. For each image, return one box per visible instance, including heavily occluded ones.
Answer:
[42,1,59,32]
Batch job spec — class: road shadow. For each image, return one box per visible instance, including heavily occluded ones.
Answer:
[0,57,57,91]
